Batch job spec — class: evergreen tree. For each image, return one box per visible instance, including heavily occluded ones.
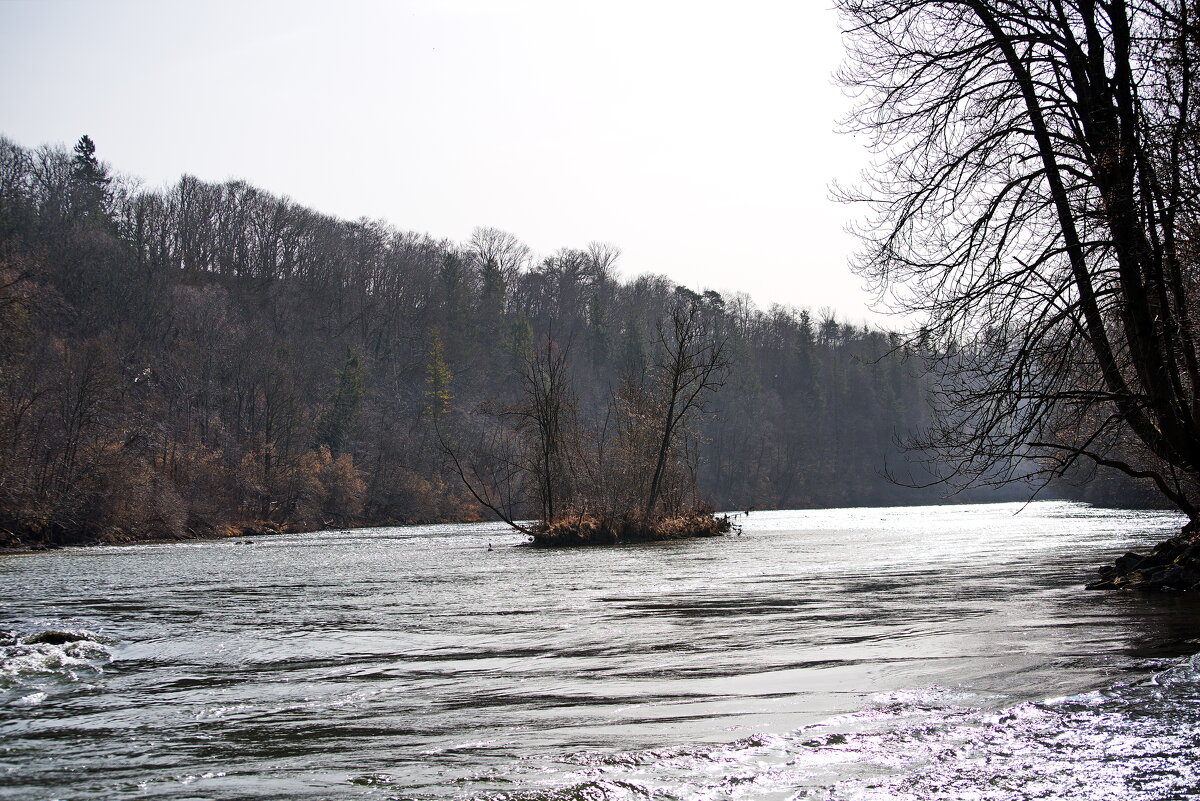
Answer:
[69,134,110,218]
[425,329,452,418]
[316,349,365,454]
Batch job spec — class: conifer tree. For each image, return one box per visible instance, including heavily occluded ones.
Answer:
[425,330,452,418]
[316,349,365,454]
[69,134,110,217]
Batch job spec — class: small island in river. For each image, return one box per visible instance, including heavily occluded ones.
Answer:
[528,509,733,548]
[442,304,735,548]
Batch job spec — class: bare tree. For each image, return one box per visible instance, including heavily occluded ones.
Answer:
[468,226,532,287]
[644,300,729,520]
[513,332,578,523]
[586,241,621,283]
[838,0,1200,520]
[436,332,577,533]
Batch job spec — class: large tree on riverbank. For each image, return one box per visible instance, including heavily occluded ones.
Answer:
[838,0,1200,519]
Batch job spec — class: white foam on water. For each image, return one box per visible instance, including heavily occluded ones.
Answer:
[0,628,114,696]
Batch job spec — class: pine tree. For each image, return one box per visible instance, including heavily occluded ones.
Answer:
[316,349,365,454]
[425,330,452,418]
[69,134,111,218]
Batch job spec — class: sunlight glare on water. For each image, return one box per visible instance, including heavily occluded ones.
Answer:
[1,501,1199,799]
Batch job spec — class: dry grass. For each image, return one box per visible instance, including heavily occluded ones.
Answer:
[529,508,732,548]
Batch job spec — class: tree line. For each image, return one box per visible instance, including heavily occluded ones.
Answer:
[0,135,1136,545]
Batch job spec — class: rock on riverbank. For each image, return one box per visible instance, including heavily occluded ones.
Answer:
[1088,532,1200,592]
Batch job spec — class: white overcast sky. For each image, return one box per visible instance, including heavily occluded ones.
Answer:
[0,0,883,323]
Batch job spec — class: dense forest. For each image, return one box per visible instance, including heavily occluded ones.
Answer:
[0,136,1142,546]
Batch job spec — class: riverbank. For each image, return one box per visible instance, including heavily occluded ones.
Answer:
[2,507,739,553]
[0,521,269,553]
[1088,527,1200,592]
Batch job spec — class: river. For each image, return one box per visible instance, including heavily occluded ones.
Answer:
[2,501,1199,800]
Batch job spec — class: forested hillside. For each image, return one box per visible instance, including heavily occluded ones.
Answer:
[0,136,1019,545]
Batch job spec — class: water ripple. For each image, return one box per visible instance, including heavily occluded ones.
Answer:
[0,502,1197,799]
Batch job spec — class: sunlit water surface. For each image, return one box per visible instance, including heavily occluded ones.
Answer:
[2,501,1200,800]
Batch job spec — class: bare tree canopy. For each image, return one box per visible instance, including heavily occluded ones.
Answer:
[838,0,1200,518]
[644,301,730,520]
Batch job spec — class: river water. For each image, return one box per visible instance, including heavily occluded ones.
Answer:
[2,501,1200,800]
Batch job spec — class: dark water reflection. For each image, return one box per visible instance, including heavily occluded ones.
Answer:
[2,502,1199,800]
